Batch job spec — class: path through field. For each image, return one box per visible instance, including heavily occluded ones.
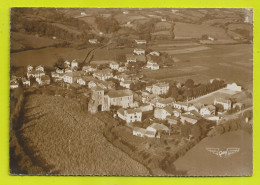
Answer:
[20,94,149,175]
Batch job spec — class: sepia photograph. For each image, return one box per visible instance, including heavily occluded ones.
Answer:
[9,8,253,176]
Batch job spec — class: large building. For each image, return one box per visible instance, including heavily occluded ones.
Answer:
[214,97,232,110]
[88,88,134,113]
[151,82,169,95]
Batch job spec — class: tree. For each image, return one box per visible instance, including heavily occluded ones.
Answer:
[184,79,194,88]
[191,125,202,139]
[215,104,224,113]
[54,57,65,69]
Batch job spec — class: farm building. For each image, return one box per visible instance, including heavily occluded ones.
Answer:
[133,48,145,55]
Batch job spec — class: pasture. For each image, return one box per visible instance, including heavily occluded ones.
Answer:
[10,47,93,67]
[20,94,149,175]
[174,130,252,176]
[11,32,62,51]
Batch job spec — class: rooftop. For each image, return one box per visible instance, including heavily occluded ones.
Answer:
[147,123,169,131]
[107,89,133,98]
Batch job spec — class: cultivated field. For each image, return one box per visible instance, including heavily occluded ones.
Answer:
[20,94,149,175]
[10,47,94,67]
[174,130,253,176]
[142,43,253,91]
[173,22,232,40]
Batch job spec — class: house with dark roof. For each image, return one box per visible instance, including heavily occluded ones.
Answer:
[180,114,200,124]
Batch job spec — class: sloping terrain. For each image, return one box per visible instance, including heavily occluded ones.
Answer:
[20,94,149,175]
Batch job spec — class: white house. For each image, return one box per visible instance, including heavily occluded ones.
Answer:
[64,60,70,67]
[89,39,98,44]
[117,108,142,123]
[156,97,175,108]
[226,83,242,92]
[22,77,30,87]
[126,55,137,63]
[63,72,81,84]
[173,109,182,117]
[56,68,64,74]
[93,69,113,81]
[35,65,44,72]
[133,48,145,55]
[65,67,73,73]
[82,66,97,73]
[146,61,159,70]
[200,105,216,117]
[149,51,160,56]
[71,60,78,68]
[120,80,131,89]
[135,40,147,45]
[88,80,97,88]
[10,81,19,89]
[154,107,173,120]
[109,62,119,70]
[81,12,87,16]
[27,71,45,79]
[118,66,127,72]
[27,65,33,72]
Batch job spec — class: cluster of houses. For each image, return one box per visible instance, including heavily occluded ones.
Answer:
[10,38,245,140]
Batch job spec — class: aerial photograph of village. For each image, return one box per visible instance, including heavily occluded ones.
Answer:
[9,8,253,176]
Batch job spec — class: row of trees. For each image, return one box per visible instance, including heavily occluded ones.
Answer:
[166,79,226,101]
